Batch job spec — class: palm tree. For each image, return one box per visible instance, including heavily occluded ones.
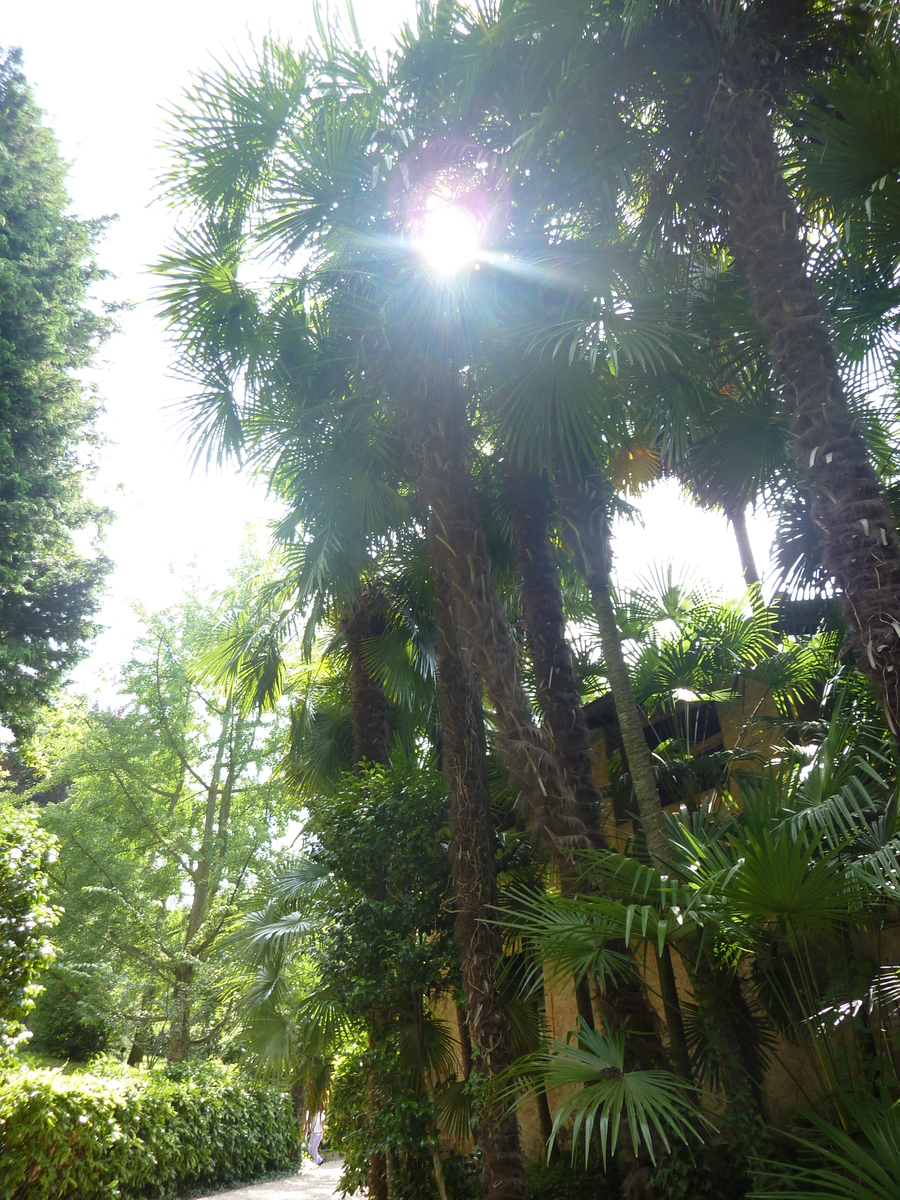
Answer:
[469,0,900,730]
[158,34,532,1197]
[505,464,605,846]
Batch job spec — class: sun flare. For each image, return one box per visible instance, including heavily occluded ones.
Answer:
[416,202,480,274]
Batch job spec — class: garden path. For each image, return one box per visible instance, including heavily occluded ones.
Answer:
[189,1156,352,1200]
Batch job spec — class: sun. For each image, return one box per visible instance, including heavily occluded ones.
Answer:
[416,201,480,274]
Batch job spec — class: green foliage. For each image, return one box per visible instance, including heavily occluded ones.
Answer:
[30,591,288,1061]
[329,1042,436,1200]
[0,48,112,740]
[515,1020,705,1168]
[303,756,454,1017]
[648,1140,750,1200]
[233,755,455,1196]
[441,1151,483,1200]
[524,1159,618,1200]
[26,975,109,1063]
[751,1096,900,1200]
[0,803,58,1059]
[0,1057,299,1200]
[153,8,900,1196]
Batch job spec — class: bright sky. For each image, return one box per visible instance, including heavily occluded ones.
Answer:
[6,2,775,696]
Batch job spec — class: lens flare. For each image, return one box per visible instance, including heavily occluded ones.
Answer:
[417,203,480,274]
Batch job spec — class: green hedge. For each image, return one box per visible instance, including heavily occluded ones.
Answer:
[0,1058,300,1199]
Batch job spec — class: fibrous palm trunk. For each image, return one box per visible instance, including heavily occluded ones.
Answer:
[556,475,672,867]
[343,590,391,768]
[711,65,900,733]
[432,554,526,1200]
[554,474,698,1085]
[506,463,605,846]
[507,463,692,1072]
[417,379,587,858]
[725,503,761,592]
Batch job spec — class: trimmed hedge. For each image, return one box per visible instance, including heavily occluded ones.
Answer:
[0,1058,300,1199]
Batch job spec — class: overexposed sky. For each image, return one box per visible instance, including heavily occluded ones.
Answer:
[5,2,773,695]
[5,1,415,693]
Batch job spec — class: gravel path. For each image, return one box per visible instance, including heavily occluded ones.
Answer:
[189,1157,350,1200]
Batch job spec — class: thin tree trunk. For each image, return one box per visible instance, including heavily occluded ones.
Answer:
[432,554,526,1200]
[554,475,701,1084]
[555,473,670,860]
[711,75,900,733]
[656,944,694,1084]
[166,708,232,1062]
[590,568,672,867]
[727,503,760,591]
[344,590,391,767]
[455,1002,473,1081]
[536,1084,557,1163]
[414,998,451,1200]
[365,1055,388,1200]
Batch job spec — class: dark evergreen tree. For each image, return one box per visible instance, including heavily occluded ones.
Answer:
[0,48,112,740]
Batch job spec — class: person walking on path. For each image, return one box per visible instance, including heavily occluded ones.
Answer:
[307,1108,325,1167]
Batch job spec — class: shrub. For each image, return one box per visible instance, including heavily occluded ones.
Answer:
[27,975,110,1062]
[524,1159,620,1200]
[328,1044,435,1200]
[0,1057,299,1199]
[0,803,58,1059]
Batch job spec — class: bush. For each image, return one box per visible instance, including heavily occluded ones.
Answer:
[27,976,110,1062]
[0,804,58,1059]
[328,1044,435,1200]
[0,1057,299,1199]
[524,1159,620,1200]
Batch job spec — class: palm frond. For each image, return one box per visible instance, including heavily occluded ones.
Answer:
[396,1010,458,1084]
[517,1020,707,1166]
[239,909,318,950]
[434,1079,475,1142]
[750,1098,900,1200]
[501,885,656,991]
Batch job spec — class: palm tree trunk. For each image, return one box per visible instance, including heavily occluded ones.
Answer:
[726,503,760,591]
[417,380,587,860]
[456,1001,473,1080]
[506,464,605,844]
[432,553,526,1200]
[343,590,391,767]
[711,77,900,733]
[553,475,695,1083]
[506,463,693,1067]
[344,603,391,1200]
[556,475,671,868]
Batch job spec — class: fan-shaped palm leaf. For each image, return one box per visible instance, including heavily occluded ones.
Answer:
[518,1019,706,1166]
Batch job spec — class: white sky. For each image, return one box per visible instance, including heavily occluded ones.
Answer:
[6,2,775,697]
